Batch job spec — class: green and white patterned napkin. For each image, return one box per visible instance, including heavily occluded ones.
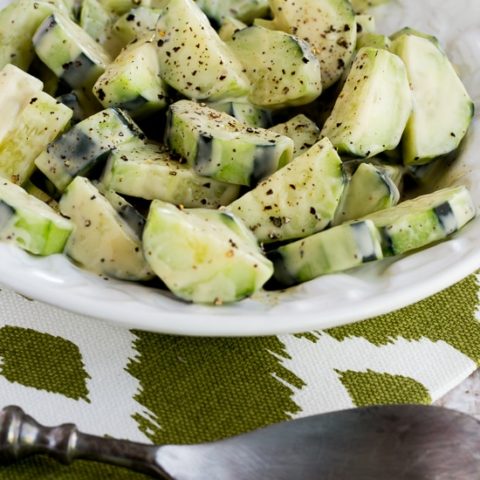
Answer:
[0,273,479,478]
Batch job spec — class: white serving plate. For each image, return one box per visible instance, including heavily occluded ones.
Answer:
[0,0,479,336]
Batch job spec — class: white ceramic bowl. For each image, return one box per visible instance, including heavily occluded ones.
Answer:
[0,0,479,336]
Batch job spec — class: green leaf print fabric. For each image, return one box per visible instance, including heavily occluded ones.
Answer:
[0,273,479,478]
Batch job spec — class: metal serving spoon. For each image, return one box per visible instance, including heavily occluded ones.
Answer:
[1,404,479,479]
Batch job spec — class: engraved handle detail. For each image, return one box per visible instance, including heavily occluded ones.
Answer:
[0,406,171,479]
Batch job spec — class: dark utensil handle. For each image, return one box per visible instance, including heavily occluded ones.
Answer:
[0,406,171,479]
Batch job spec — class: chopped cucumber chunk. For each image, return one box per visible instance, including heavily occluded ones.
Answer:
[269,220,383,286]
[35,108,143,192]
[101,141,241,207]
[268,0,357,88]
[363,186,476,255]
[154,0,250,101]
[229,138,345,243]
[33,12,112,89]
[59,176,153,280]
[334,162,400,224]
[0,64,43,141]
[0,91,73,185]
[94,39,168,118]
[0,178,72,255]
[166,100,294,186]
[391,31,474,166]
[143,200,273,304]
[228,26,322,109]
[321,47,412,158]
[357,32,391,50]
[270,114,320,158]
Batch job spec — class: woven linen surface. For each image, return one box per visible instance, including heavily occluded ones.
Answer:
[0,273,479,478]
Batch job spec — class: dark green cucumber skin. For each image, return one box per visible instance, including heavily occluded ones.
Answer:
[42,108,142,186]
[350,221,381,262]
[56,92,87,124]
[267,249,298,287]
[116,203,145,238]
[28,170,62,201]
[433,202,457,235]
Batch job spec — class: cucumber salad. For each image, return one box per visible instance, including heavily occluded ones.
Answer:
[0,0,475,305]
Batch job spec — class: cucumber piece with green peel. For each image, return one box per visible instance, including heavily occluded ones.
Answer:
[143,200,273,304]
[228,138,345,243]
[228,26,322,109]
[0,64,43,142]
[35,108,143,192]
[219,17,247,42]
[268,220,383,287]
[96,186,147,239]
[101,141,241,208]
[321,47,412,158]
[166,100,294,186]
[194,0,269,24]
[270,114,320,158]
[59,176,153,280]
[334,162,400,225]
[33,12,112,89]
[357,33,391,50]
[363,186,476,256]
[268,0,357,89]
[113,7,163,45]
[208,101,271,128]
[0,178,72,255]
[0,91,73,185]
[391,32,474,166]
[154,0,250,102]
[93,40,168,118]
